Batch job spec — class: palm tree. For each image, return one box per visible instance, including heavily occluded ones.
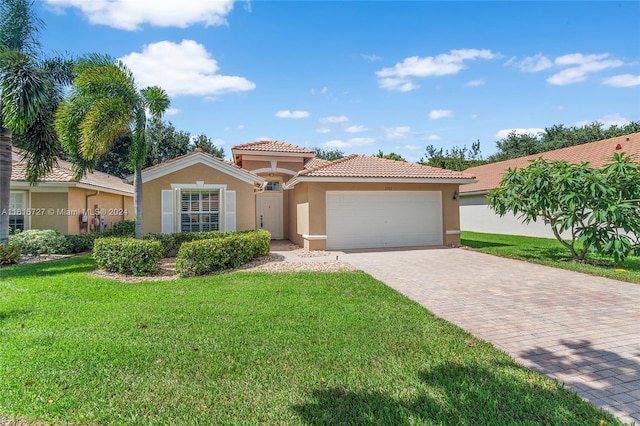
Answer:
[55,56,170,239]
[0,0,66,244]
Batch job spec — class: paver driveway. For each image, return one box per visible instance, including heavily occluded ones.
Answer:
[342,247,640,425]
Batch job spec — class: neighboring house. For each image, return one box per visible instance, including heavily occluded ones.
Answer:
[460,132,640,238]
[142,141,476,250]
[9,148,134,235]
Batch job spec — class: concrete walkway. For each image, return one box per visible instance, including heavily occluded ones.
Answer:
[342,247,640,425]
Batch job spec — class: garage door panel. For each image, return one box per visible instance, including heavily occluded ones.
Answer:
[326,191,443,250]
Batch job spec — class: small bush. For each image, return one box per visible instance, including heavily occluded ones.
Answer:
[175,229,271,277]
[9,229,68,255]
[111,220,135,237]
[0,244,21,265]
[93,238,163,276]
[63,233,103,254]
[145,230,244,257]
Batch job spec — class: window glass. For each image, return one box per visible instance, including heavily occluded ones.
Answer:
[9,191,26,233]
[180,190,220,232]
[265,181,280,191]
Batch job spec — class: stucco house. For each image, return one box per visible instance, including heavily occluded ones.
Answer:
[460,132,640,238]
[141,140,476,250]
[9,148,134,235]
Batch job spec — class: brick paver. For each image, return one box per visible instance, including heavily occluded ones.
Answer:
[343,247,640,424]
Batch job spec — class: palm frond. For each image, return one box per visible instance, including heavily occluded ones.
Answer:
[141,86,170,118]
[0,48,48,133]
[79,97,132,160]
[0,0,43,55]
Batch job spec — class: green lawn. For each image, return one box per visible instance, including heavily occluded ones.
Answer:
[461,231,640,284]
[0,257,624,425]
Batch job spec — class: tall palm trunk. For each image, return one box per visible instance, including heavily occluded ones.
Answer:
[0,127,12,244]
[133,166,143,239]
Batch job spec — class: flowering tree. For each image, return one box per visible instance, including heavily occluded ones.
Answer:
[487,153,640,263]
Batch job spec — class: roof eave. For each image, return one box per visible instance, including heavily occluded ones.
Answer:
[232,149,315,159]
[284,176,477,189]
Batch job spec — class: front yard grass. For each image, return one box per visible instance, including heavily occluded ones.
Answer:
[461,231,640,284]
[0,256,624,425]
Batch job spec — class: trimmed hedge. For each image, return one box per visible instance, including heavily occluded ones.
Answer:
[64,232,104,254]
[111,219,135,237]
[0,244,20,265]
[93,238,163,276]
[9,229,68,255]
[145,230,246,257]
[175,229,271,277]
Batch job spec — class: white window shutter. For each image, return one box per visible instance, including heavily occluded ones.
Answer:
[225,190,236,231]
[161,190,174,234]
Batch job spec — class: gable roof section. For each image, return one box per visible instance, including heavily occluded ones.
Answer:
[461,132,640,194]
[232,140,315,154]
[11,148,133,195]
[140,148,264,185]
[286,154,476,187]
[303,157,332,170]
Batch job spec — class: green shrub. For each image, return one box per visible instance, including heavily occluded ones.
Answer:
[64,233,103,254]
[0,244,21,265]
[110,220,135,237]
[145,230,245,257]
[93,238,163,276]
[175,229,271,277]
[9,229,68,255]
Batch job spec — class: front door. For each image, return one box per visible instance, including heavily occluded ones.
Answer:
[256,187,283,239]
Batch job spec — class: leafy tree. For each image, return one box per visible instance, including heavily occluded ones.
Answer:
[419,140,485,171]
[487,132,540,163]
[146,118,191,165]
[487,153,640,263]
[191,133,224,158]
[487,121,640,163]
[0,0,72,243]
[375,150,406,162]
[312,147,344,161]
[55,55,170,239]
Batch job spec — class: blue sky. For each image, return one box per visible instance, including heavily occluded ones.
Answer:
[36,1,640,162]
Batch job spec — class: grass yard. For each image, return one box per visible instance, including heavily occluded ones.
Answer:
[462,231,640,284]
[0,256,624,425]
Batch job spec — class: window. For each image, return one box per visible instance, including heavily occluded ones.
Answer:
[9,191,26,233]
[265,181,280,191]
[180,190,220,232]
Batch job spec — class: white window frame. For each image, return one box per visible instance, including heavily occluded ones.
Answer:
[170,184,228,233]
[9,191,28,233]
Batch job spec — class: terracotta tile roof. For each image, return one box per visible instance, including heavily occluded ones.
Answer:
[11,148,133,194]
[231,140,315,154]
[298,154,476,179]
[303,157,332,170]
[461,132,640,193]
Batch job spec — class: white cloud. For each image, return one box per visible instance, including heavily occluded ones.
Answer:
[376,48,497,91]
[465,79,485,87]
[507,54,553,72]
[403,145,421,150]
[319,115,349,124]
[316,127,332,134]
[44,0,235,30]
[255,136,272,142]
[345,125,368,133]
[120,40,255,97]
[429,110,453,120]
[323,138,375,148]
[426,134,441,141]
[575,113,631,128]
[547,53,623,85]
[165,107,180,116]
[495,128,544,139]
[383,126,412,139]
[361,54,382,62]
[275,110,310,119]
[603,74,640,87]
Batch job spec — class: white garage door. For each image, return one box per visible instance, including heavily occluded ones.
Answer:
[326,191,443,250]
